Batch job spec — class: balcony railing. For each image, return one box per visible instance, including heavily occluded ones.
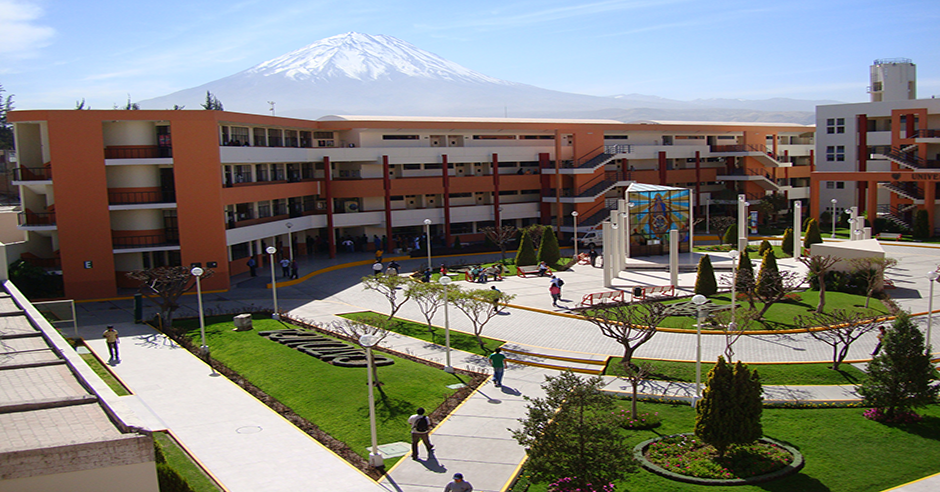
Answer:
[13,167,52,181]
[108,190,176,205]
[112,235,179,249]
[912,129,940,139]
[105,146,172,159]
[18,211,56,226]
[710,144,767,154]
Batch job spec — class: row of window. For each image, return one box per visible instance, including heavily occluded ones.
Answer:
[220,126,335,148]
[826,146,845,162]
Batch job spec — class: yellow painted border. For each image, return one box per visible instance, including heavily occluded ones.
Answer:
[881,470,940,491]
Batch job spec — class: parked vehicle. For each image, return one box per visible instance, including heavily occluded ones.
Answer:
[578,230,603,248]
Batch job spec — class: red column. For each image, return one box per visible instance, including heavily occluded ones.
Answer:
[694,151,701,214]
[658,151,667,185]
[382,155,393,248]
[492,153,500,227]
[539,153,552,224]
[868,181,879,231]
[926,180,936,236]
[442,155,451,246]
[324,156,336,258]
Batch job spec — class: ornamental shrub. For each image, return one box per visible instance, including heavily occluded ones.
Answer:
[802,216,814,230]
[803,218,823,249]
[694,356,763,457]
[758,239,772,256]
[756,249,782,299]
[735,250,754,294]
[537,226,562,267]
[515,230,537,266]
[723,224,738,246]
[695,255,718,296]
[781,227,794,257]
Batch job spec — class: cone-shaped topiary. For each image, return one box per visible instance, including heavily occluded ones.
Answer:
[723,224,738,245]
[758,240,772,256]
[537,226,561,266]
[695,356,763,458]
[913,209,930,239]
[803,216,814,231]
[515,231,537,266]
[756,249,782,299]
[803,218,823,249]
[695,255,718,296]
[781,227,794,257]
[736,250,754,294]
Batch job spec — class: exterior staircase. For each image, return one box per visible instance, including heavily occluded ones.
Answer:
[878,181,923,201]
[878,147,927,170]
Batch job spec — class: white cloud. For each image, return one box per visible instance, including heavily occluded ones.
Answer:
[0,0,55,57]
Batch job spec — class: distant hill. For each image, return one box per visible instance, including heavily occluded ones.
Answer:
[140,32,826,124]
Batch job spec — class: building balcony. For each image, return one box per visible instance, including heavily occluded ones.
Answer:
[112,234,179,250]
[108,190,176,205]
[18,210,56,228]
[104,146,172,159]
[12,166,52,183]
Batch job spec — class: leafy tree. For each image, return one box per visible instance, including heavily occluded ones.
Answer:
[781,227,794,257]
[797,309,882,371]
[117,95,140,110]
[739,261,804,319]
[849,256,899,308]
[405,281,446,336]
[803,218,823,249]
[694,255,717,296]
[756,249,782,299]
[859,312,939,420]
[515,230,537,266]
[579,300,669,366]
[482,225,517,262]
[360,274,412,320]
[755,194,788,222]
[710,216,736,236]
[799,254,840,313]
[694,356,762,458]
[722,224,737,246]
[8,259,63,299]
[74,98,89,110]
[537,226,561,266]
[450,287,514,351]
[127,266,213,328]
[913,209,929,239]
[0,84,13,149]
[758,240,772,256]
[511,371,634,489]
[332,317,390,384]
[201,91,224,110]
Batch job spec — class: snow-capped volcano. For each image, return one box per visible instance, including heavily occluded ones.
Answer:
[248,32,509,85]
[140,32,819,123]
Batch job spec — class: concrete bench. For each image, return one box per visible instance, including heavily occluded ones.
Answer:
[579,291,625,307]
[576,253,590,265]
[876,232,903,240]
[517,265,552,278]
[632,285,676,299]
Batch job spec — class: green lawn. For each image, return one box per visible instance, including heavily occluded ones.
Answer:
[510,402,940,492]
[604,358,867,386]
[340,311,505,356]
[694,244,790,259]
[154,432,221,492]
[175,315,468,468]
[79,352,131,396]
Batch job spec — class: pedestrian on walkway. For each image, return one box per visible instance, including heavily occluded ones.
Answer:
[871,325,887,355]
[375,249,383,263]
[444,473,473,492]
[490,285,502,313]
[549,282,561,307]
[422,267,433,283]
[103,325,119,361]
[247,257,257,277]
[550,275,564,296]
[408,407,434,460]
[387,260,400,276]
[373,261,384,276]
[589,247,598,267]
[488,347,506,387]
[290,260,299,279]
[280,258,291,277]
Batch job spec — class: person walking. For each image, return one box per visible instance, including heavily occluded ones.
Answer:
[550,275,564,296]
[387,260,400,276]
[408,407,434,460]
[103,325,120,361]
[871,325,887,355]
[444,473,473,492]
[488,347,507,387]
[589,246,599,267]
[549,281,561,307]
[490,285,502,313]
[373,261,383,276]
[280,257,291,278]
[247,257,257,277]
[290,260,299,279]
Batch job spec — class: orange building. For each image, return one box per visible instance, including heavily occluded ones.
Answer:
[9,110,813,299]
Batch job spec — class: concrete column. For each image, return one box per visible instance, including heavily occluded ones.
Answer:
[863,227,872,240]
[610,209,621,275]
[624,203,632,259]
[670,229,679,287]
[689,193,695,252]
[849,206,858,240]
[737,194,748,252]
[793,201,802,257]
[602,222,614,288]
[618,199,628,264]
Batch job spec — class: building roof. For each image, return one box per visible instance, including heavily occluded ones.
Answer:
[318,115,629,124]
[628,119,813,129]
[627,182,688,193]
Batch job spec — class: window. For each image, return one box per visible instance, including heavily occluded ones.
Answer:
[605,135,629,140]
[231,127,249,145]
[300,131,313,148]
[826,146,845,162]
[383,135,419,140]
[449,193,472,198]
[284,130,298,147]
[827,118,845,134]
[314,131,333,139]
[257,202,271,218]
[403,164,422,170]
[267,129,282,147]
[836,182,845,189]
[521,135,554,140]
[826,181,835,189]
[473,135,516,140]
[231,242,250,260]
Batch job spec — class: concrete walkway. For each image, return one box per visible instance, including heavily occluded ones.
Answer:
[71,241,940,492]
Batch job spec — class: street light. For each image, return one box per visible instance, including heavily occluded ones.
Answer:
[830,199,838,238]
[692,294,708,406]
[286,222,294,261]
[439,275,454,373]
[359,334,384,468]
[424,218,432,271]
[266,246,279,319]
[729,250,739,319]
[191,267,207,356]
[571,211,579,260]
[928,271,939,356]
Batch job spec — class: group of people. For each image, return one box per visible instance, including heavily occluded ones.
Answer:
[468,264,503,283]
[372,259,401,276]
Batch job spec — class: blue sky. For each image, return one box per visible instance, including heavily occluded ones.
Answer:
[2,0,939,110]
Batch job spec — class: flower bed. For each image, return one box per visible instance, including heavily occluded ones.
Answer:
[633,433,803,485]
[613,410,661,430]
[863,407,924,424]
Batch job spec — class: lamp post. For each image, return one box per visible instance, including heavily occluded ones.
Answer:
[438,276,454,373]
[424,218,432,271]
[191,267,207,356]
[830,198,838,238]
[692,294,708,406]
[571,211,579,260]
[266,246,279,319]
[359,334,384,468]
[729,250,739,319]
[286,222,293,261]
[928,271,938,356]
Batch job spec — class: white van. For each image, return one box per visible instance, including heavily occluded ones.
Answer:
[578,230,603,248]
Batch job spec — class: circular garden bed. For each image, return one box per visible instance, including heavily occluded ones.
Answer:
[633,433,803,485]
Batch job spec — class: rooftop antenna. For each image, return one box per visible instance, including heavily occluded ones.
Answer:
[268,101,276,116]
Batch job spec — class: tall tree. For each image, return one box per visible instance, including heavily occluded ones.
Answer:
[511,371,634,489]
[405,281,446,336]
[580,300,669,366]
[515,230,537,266]
[803,218,823,249]
[859,312,939,420]
[450,287,513,351]
[735,250,756,309]
[796,309,882,371]
[694,254,718,296]
[849,256,898,308]
[694,356,763,458]
[799,254,840,313]
[127,266,213,328]
[780,227,795,257]
[201,91,224,110]
[756,249,782,300]
[0,84,14,149]
[537,226,561,266]
[360,274,412,320]
[481,225,517,262]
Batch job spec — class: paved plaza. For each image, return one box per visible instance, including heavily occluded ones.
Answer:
[72,240,940,491]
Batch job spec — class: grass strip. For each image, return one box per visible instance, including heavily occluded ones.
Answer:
[79,352,131,396]
[340,311,505,356]
[175,315,467,469]
[154,431,221,492]
[604,358,867,386]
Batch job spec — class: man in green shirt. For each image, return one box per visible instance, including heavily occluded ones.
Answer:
[488,347,506,387]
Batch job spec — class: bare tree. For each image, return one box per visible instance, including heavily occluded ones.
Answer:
[481,225,517,262]
[848,256,899,308]
[524,224,546,251]
[796,309,883,371]
[332,318,390,384]
[126,266,214,328]
[406,281,446,335]
[798,255,840,313]
[621,361,655,419]
[712,307,760,362]
[360,274,412,320]
[710,216,736,237]
[450,288,515,351]
[580,300,669,367]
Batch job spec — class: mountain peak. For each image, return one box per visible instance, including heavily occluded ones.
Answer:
[246,32,510,85]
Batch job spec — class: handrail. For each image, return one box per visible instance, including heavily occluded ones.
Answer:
[575,171,608,195]
[18,211,56,226]
[710,144,767,154]
[882,147,926,168]
[912,129,940,139]
[112,235,179,249]
[605,144,633,155]
[108,191,175,205]
[13,167,52,181]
